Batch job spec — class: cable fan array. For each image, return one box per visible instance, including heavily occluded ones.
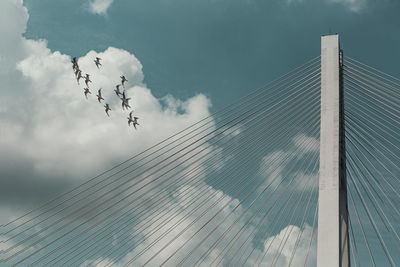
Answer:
[2,56,321,266]
[343,56,400,267]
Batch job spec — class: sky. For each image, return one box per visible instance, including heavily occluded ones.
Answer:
[0,0,399,266]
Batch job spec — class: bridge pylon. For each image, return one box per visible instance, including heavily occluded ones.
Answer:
[317,34,350,267]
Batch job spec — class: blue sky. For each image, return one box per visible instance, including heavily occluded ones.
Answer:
[1,0,399,266]
[22,0,400,109]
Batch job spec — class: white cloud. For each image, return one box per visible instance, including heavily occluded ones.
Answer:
[259,134,319,192]
[0,0,214,213]
[87,0,114,15]
[258,224,317,266]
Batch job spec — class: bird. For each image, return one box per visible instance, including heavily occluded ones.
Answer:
[83,87,91,99]
[120,75,128,88]
[127,111,134,126]
[76,70,83,84]
[120,91,131,110]
[94,57,102,69]
[74,66,80,76]
[84,74,92,87]
[132,117,139,129]
[114,84,122,97]
[72,62,79,72]
[96,88,104,103]
[104,103,111,116]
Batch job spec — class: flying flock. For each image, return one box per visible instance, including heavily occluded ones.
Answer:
[71,57,139,129]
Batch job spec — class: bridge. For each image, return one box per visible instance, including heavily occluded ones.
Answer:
[1,35,399,266]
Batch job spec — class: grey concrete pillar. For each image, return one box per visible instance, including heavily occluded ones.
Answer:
[317,34,349,267]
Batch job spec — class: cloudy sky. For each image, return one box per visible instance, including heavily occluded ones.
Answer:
[1,0,399,266]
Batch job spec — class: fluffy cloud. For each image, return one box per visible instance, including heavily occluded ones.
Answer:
[87,0,114,15]
[259,134,319,192]
[0,0,213,216]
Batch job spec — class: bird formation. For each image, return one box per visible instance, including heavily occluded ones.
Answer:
[71,57,140,129]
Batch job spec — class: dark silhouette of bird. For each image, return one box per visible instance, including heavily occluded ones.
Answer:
[74,66,80,76]
[104,103,111,116]
[94,57,102,69]
[76,70,83,84]
[120,91,131,110]
[72,62,79,72]
[127,111,134,126]
[132,117,139,129]
[114,84,122,97]
[84,74,92,87]
[83,87,91,99]
[120,75,128,88]
[96,88,104,103]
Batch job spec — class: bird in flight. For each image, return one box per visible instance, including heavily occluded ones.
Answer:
[114,84,122,97]
[132,116,139,129]
[84,74,92,87]
[94,57,102,69]
[104,103,111,116]
[120,91,131,110]
[96,88,104,103]
[120,75,128,88]
[76,70,83,84]
[127,111,134,126]
[83,87,91,99]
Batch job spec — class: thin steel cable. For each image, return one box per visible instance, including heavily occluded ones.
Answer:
[344,74,400,119]
[344,59,400,96]
[303,199,318,267]
[10,76,321,265]
[345,114,400,170]
[345,133,400,221]
[344,81,400,132]
[346,144,400,230]
[3,56,321,231]
[344,99,400,155]
[231,142,320,267]
[118,106,321,267]
[344,64,400,99]
[287,180,319,266]
[187,125,320,267]
[151,125,321,267]
[344,130,400,219]
[49,87,320,266]
[346,176,376,267]
[344,69,400,109]
[271,176,318,267]
[58,89,322,266]
[121,128,318,267]
[347,166,395,266]
[5,69,321,255]
[348,215,361,267]
[91,101,322,267]
[257,159,319,267]
[345,56,400,85]
[210,135,319,267]
[5,64,321,241]
[345,129,400,196]
[346,148,400,250]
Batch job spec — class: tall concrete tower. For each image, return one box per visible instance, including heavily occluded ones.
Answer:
[317,34,350,267]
